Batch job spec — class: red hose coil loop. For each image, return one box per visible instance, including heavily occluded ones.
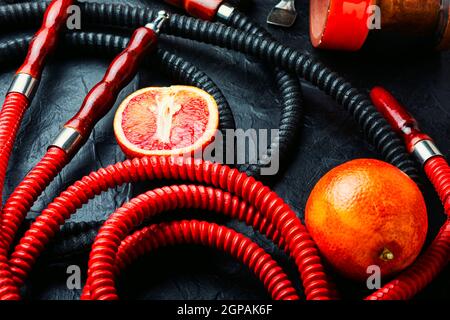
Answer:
[7,157,334,300]
[83,220,300,300]
[0,147,68,300]
[365,217,450,300]
[365,156,450,300]
[0,93,29,206]
[4,155,449,300]
[0,249,20,300]
[0,147,68,249]
[425,157,450,215]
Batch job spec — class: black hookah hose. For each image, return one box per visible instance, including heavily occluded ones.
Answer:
[0,0,304,180]
[0,0,419,182]
[221,9,303,178]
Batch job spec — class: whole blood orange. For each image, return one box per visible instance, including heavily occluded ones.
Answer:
[305,159,427,281]
[114,86,219,158]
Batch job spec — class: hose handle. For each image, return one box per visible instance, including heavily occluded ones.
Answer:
[17,0,75,78]
[370,87,443,164]
[370,87,431,152]
[56,12,169,154]
[164,0,226,20]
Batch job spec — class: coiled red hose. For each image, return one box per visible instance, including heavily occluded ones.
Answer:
[6,155,449,300]
[0,92,29,206]
[0,249,19,300]
[0,93,32,302]
[0,147,68,301]
[365,217,449,300]
[7,156,333,300]
[425,157,450,215]
[365,156,450,300]
[0,147,68,248]
[82,220,300,300]
[0,152,447,300]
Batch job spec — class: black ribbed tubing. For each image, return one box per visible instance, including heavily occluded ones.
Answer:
[0,1,419,181]
[224,10,303,177]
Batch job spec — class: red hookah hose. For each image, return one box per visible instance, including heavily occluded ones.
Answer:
[0,3,74,296]
[0,93,33,300]
[0,93,29,206]
[426,157,450,214]
[80,184,297,300]
[0,0,73,205]
[365,157,450,300]
[0,147,68,249]
[82,220,300,300]
[6,154,449,300]
[7,157,333,300]
[365,87,450,300]
[0,11,164,300]
[0,147,67,300]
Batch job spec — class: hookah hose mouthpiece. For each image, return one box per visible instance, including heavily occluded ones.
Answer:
[371,87,450,214]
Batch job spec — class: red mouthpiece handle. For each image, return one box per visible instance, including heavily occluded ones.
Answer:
[17,0,75,78]
[64,27,158,138]
[164,0,224,20]
[370,87,431,152]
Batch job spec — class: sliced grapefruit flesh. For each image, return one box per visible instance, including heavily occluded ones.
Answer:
[114,86,219,158]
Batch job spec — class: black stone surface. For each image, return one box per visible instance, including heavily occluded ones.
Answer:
[0,0,448,300]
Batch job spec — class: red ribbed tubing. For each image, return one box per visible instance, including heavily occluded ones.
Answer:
[426,157,450,215]
[0,93,29,206]
[0,155,448,300]
[7,157,333,300]
[0,147,68,249]
[0,147,68,300]
[0,0,74,204]
[82,220,300,300]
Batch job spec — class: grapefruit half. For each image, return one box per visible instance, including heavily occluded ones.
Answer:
[114,86,219,158]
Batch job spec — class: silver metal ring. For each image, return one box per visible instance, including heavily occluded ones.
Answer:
[50,127,84,156]
[7,73,39,99]
[217,3,235,23]
[412,140,444,165]
[145,10,170,34]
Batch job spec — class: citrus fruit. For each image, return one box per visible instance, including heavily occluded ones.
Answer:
[305,159,427,281]
[114,86,219,158]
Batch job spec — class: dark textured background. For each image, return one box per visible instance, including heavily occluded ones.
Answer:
[0,0,448,300]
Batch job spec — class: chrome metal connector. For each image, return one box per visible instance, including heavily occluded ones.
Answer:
[7,73,38,99]
[217,3,235,23]
[50,127,84,156]
[146,11,170,33]
[412,140,444,165]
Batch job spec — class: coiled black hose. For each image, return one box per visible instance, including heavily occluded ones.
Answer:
[222,10,303,177]
[0,1,420,182]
